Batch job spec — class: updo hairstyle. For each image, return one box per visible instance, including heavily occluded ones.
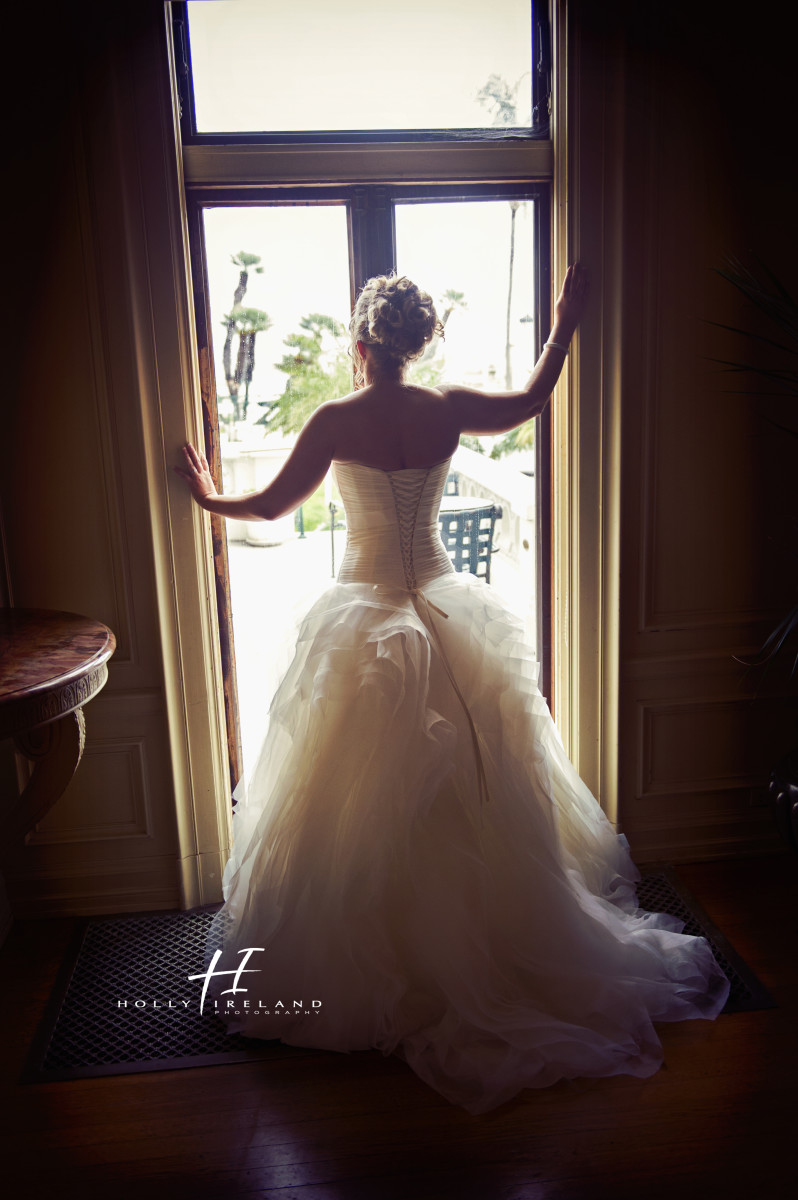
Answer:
[350,274,444,381]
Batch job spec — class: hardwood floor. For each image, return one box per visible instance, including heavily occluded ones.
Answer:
[1,855,796,1200]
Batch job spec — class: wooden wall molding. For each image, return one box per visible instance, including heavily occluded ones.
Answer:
[104,7,232,908]
[3,690,178,895]
[26,738,150,845]
[68,108,135,669]
[551,0,623,825]
[0,6,193,916]
[5,855,181,917]
[636,696,798,800]
[626,816,781,864]
[554,2,792,860]
[624,46,780,644]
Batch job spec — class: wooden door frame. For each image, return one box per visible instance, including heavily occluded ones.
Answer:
[186,183,553,790]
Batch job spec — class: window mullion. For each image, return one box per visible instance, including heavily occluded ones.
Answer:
[350,187,396,292]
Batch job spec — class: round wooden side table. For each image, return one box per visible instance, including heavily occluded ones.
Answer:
[0,608,116,842]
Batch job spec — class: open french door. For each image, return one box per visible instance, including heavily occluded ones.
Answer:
[186,184,551,792]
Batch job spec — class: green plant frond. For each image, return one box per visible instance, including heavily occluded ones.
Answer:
[278,332,322,360]
[734,602,798,668]
[715,270,798,341]
[765,419,798,439]
[230,306,272,333]
[705,320,798,358]
[490,420,535,459]
[755,259,796,306]
[459,434,486,454]
[720,256,796,307]
[707,357,791,373]
[717,261,797,303]
[706,357,798,391]
[230,251,263,269]
[717,390,798,398]
[222,305,271,327]
[300,313,346,338]
[266,310,353,434]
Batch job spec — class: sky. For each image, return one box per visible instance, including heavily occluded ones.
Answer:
[187,0,533,132]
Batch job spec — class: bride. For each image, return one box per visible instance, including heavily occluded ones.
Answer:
[177,265,729,1114]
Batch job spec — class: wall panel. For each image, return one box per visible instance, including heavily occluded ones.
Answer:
[608,3,798,860]
[0,9,182,916]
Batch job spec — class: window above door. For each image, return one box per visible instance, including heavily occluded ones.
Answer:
[172,0,550,145]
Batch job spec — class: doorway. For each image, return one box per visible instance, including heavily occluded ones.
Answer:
[186,185,551,789]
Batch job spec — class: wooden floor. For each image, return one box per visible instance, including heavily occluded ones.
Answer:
[2,855,797,1200]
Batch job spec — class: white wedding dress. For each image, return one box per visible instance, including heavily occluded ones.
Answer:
[205,457,729,1114]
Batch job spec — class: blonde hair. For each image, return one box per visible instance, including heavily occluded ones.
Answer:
[350,274,444,383]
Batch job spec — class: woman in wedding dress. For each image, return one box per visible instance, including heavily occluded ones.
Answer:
[177,265,729,1114]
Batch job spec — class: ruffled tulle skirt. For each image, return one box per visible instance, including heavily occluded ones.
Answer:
[206,571,729,1113]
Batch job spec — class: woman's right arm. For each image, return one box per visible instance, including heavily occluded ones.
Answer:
[441,263,588,435]
[175,403,336,521]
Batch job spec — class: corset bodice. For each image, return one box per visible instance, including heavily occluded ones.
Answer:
[333,458,455,590]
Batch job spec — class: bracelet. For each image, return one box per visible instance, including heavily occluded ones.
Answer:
[544,340,570,355]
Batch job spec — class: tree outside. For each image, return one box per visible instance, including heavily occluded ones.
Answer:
[219,252,272,435]
[261,313,352,435]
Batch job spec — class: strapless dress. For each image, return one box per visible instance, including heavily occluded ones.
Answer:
[204,457,729,1114]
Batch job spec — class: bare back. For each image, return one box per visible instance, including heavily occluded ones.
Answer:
[179,265,587,523]
[325,381,460,471]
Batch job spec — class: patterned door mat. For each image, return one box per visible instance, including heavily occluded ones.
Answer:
[21,868,774,1083]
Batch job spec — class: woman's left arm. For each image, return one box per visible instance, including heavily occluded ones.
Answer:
[175,405,336,521]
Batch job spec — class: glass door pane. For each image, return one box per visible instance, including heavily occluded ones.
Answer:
[201,205,351,779]
[395,198,540,648]
[193,192,547,785]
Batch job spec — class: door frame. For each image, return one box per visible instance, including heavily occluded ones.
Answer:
[185,183,553,788]
[146,2,627,909]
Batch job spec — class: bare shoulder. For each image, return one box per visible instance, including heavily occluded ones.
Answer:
[302,393,366,458]
[291,399,348,452]
[316,390,370,423]
[305,393,363,426]
[433,382,486,404]
[398,383,458,409]
[320,388,361,408]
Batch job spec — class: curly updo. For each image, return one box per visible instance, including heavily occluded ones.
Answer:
[350,274,444,381]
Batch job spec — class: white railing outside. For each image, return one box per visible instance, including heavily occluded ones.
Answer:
[221,436,295,545]
[450,444,536,578]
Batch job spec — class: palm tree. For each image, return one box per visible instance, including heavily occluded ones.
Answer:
[440,289,467,328]
[419,289,467,364]
[220,252,269,424]
[477,78,528,393]
[224,306,272,423]
[505,201,520,389]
